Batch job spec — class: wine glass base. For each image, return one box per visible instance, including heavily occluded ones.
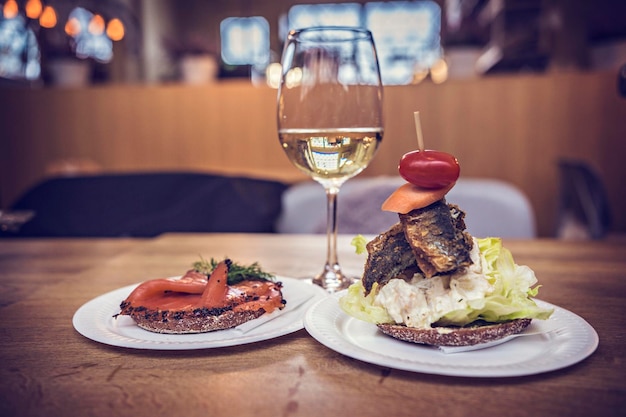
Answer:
[312,266,355,293]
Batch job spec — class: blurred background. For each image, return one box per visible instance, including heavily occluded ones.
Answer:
[0,0,625,237]
[2,0,624,86]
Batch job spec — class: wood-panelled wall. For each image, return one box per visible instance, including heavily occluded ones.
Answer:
[1,71,625,237]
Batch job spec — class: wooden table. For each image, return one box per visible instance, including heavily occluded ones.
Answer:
[1,234,625,417]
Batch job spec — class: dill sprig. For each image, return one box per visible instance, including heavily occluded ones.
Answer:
[192,257,275,284]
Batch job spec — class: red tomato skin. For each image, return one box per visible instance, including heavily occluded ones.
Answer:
[399,150,460,189]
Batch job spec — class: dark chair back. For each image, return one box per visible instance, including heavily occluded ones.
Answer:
[6,172,288,237]
[557,160,612,239]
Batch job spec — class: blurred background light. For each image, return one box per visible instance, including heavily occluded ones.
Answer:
[39,5,56,28]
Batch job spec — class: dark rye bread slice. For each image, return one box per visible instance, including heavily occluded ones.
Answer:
[128,307,266,334]
[377,318,532,347]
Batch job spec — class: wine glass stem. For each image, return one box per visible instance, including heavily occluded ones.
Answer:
[325,186,340,271]
[312,185,353,292]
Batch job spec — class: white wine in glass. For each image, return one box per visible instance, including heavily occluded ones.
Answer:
[277,27,384,292]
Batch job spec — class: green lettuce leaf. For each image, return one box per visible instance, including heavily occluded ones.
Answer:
[351,235,368,255]
[339,281,392,324]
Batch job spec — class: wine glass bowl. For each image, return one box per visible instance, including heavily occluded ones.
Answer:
[277,27,384,292]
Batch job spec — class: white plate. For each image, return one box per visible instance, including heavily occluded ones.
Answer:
[304,295,599,377]
[73,277,327,350]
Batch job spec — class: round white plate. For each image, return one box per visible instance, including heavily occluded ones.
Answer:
[304,295,599,377]
[73,277,327,350]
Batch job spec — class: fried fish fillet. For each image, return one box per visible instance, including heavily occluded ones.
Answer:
[362,200,473,295]
[362,222,420,295]
[399,200,473,278]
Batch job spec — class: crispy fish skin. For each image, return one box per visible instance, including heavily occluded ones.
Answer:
[362,222,420,295]
[362,200,473,295]
[399,200,473,278]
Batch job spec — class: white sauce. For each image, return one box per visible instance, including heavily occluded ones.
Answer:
[374,238,493,329]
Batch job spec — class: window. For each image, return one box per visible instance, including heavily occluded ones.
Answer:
[0,14,40,81]
[221,1,443,85]
[365,1,442,85]
[283,1,443,85]
[69,7,112,63]
[220,16,270,67]
[287,3,361,30]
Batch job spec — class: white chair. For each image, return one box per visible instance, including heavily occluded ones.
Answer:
[447,178,536,238]
[276,176,536,238]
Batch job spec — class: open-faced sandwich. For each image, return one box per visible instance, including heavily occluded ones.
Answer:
[339,116,552,347]
[116,258,285,334]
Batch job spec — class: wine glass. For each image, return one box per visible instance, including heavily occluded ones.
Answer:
[277,27,384,292]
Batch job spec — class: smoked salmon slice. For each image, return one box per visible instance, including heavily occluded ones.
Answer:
[201,259,230,307]
[116,258,286,333]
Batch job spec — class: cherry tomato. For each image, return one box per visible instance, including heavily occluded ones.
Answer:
[398,150,460,189]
